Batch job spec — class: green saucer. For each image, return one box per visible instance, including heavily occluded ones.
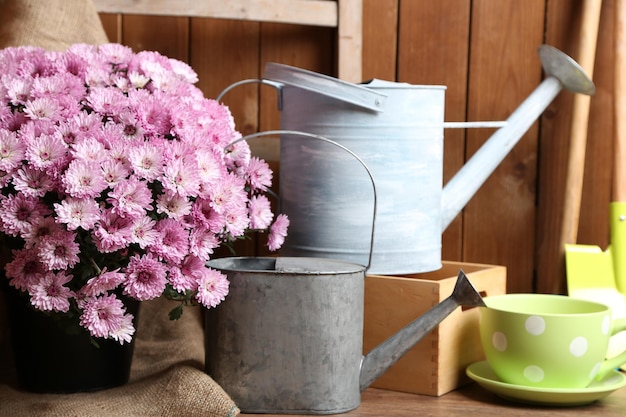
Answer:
[466,360,626,406]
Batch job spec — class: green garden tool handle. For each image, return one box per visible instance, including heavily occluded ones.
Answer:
[611,202,626,294]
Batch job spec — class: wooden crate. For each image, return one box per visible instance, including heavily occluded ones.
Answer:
[363,261,506,396]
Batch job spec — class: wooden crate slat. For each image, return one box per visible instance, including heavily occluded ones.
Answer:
[93,0,338,27]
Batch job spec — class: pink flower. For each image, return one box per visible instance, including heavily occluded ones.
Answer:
[123,253,167,300]
[97,43,133,66]
[32,72,86,104]
[78,268,126,298]
[79,294,135,344]
[189,227,219,261]
[13,166,56,197]
[130,215,159,248]
[128,142,163,181]
[28,271,74,312]
[107,176,153,218]
[135,94,172,136]
[162,157,200,197]
[23,97,60,122]
[104,141,133,169]
[208,173,247,214]
[4,247,46,290]
[109,313,135,344]
[54,122,79,146]
[5,77,32,105]
[86,86,126,117]
[224,203,250,238]
[70,137,107,163]
[195,267,229,308]
[268,213,289,251]
[92,208,134,253]
[24,132,67,170]
[101,159,130,187]
[179,254,206,279]
[67,110,101,141]
[21,215,62,247]
[0,129,25,171]
[190,198,225,232]
[168,266,196,293]
[0,192,49,237]
[168,58,199,84]
[245,157,273,192]
[150,218,189,263]
[114,110,145,141]
[224,139,250,172]
[195,149,227,195]
[168,255,204,293]
[249,194,274,229]
[156,190,191,220]
[37,230,80,270]
[54,197,100,230]
[62,159,108,198]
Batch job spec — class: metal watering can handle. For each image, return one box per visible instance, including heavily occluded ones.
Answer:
[262,62,387,112]
[216,63,387,113]
[225,130,378,271]
[216,78,283,104]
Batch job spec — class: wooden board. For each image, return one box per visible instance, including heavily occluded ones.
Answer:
[397,0,471,263]
[121,14,189,61]
[94,0,338,26]
[361,0,398,81]
[537,0,614,294]
[463,0,545,293]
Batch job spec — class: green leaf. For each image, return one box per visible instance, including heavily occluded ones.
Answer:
[168,304,184,320]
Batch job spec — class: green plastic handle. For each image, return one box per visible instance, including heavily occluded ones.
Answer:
[610,202,626,293]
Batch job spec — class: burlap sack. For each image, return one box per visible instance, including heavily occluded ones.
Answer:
[0,1,240,415]
[0,0,109,50]
[0,299,239,417]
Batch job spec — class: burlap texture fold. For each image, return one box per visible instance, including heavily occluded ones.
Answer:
[0,1,240,415]
[0,0,109,50]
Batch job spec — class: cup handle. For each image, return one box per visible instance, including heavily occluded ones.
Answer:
[596,317,626,380]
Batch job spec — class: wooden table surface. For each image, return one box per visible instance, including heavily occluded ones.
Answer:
[240,377,626,416]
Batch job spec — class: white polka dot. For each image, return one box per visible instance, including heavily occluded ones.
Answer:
[524,365,545,382]
[492,332,507,351]
[569,336,588,357]
[525,316,546,335]
[602,315,611,335]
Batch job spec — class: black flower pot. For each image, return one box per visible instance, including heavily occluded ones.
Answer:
[1,283,139,393]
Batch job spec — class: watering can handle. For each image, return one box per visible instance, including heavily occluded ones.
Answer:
[225,130,378,271]
[263,63,387,112]
[215,63,387,113]
[216,78,283,104]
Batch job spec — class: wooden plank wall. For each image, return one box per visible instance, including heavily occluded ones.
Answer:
[98,0,616,294]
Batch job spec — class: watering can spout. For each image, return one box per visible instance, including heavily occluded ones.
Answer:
[358,270,485,391]
[440,45,596,231]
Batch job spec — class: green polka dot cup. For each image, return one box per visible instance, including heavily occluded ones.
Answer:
[480,294,626,388]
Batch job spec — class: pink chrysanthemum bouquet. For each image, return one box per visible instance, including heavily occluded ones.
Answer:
[0,43,288,344]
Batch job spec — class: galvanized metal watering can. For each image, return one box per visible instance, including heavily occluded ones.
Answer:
[218,44,595,275]
[205,134,487,414]
[206,259,484,414]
